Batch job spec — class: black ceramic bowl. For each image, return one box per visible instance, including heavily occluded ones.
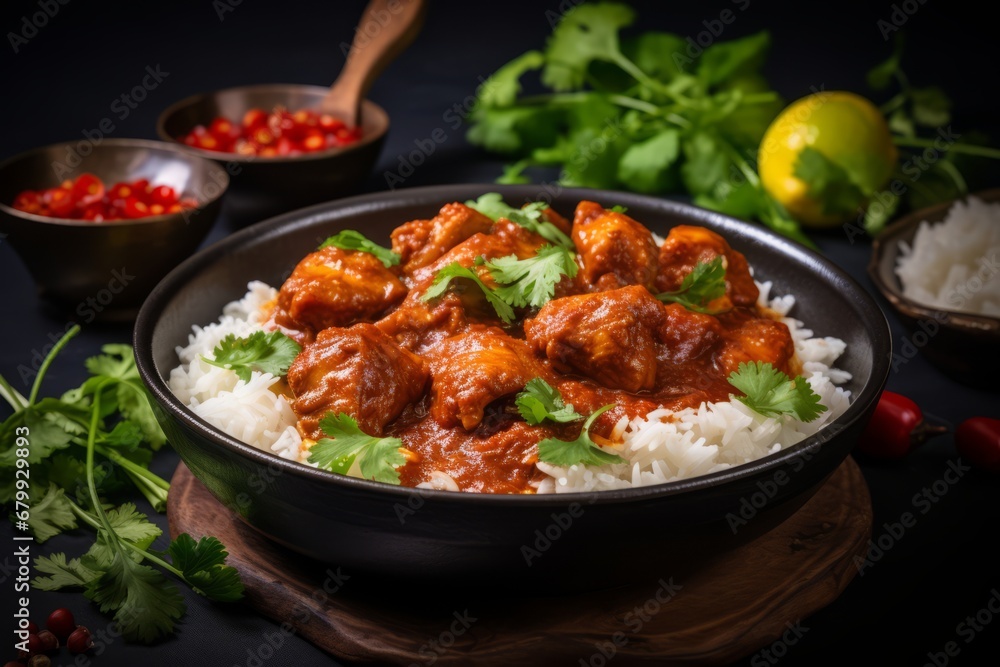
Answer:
[135,185,890,589]
[0,138,227,319]
[157,84,388,209]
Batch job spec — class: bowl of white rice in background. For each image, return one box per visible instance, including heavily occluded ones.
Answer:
[134,185,891,590]
[870,189,1000,389]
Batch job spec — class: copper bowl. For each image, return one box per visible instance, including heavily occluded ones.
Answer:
[868,188,1000,389]
[157,84,388,209]
[0,138,227,320]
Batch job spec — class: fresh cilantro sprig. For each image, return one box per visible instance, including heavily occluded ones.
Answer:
[537,404,625,467]
[516,378,583,425]
[202,331,301,382]
[727,361,827,422]
[0,326,243,643]
[486,245,578,308]
[466,193,574,248]
[423,245,577,320]
[318,229,401,268]
[655,256,728,314]
[308,413,407,485]
[466,4,814,244]
[421,262,516,323]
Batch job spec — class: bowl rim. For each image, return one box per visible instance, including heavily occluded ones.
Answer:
[135,184,891,506]
[0,137,230,227]
[155,83,390,165]
[868,188,1000,333]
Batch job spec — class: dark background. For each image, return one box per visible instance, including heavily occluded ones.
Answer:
[2,0,999,665]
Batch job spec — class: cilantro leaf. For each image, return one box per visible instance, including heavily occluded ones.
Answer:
[697,31,771,87]
[910,86,951,127]
[516,378,583,425]
[793,147,868,216]
[308,413,407,485]
[486,245,578,309]
[466,105,565,154]
[33,553,100,591]
[168,534,244,602]
[542,3,636,91]
[728,361,827,422]
[86,344,167,449]
[681,132,731,197]
[85,503,163,568]
[202,331,302,383]
[537,404,625,467]
[617,129,680,194]
[318,230,400,268]
[477,50,545,108]
[26,484,78,543]
[867,33,904,90]
[466,192,574,248]
[656,256,727,313]
[422,262,516,324]
[86,551,185,643]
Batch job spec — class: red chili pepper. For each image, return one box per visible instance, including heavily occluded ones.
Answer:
[955,417,1000,473]
[857,391,947,460]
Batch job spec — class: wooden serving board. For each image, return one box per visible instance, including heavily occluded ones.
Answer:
[168,459,872,665]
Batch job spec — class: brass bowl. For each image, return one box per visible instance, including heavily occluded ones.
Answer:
[0,138,228,320]
[868,188,1000,389]
[157,84,389,209]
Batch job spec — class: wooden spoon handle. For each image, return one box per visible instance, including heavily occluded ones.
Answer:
[322,0,427,126]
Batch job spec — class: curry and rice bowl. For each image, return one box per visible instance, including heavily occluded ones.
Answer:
[169,196,851,494]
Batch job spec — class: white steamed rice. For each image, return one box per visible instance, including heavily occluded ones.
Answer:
[895,195,1000,317]
[169,280,852,493]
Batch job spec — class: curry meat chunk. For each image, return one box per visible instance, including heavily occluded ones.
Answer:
[391,203,494,276]
[376,288,470,355]
[655,225,759,307]
[426,327,548,430]
[572,200,659,292]
[658,302,725,364]
[276,246,407,335]
[715,317,796,377]
[287,323,429,439]
[525,285,666,393]
[409,218,549,287]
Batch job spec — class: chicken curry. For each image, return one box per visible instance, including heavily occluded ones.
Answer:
[265,199,797,493]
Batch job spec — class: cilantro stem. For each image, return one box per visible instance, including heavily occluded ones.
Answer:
[936,159,968,195]
[611,53,692,106]
[68,437,172,492]
[0,373,26,411]
[66,496,184,579]
[607,94,661,115]
[879,92,907,116]
[892,136,1000,160]
[84,384,130,565]
[29,324,81,407]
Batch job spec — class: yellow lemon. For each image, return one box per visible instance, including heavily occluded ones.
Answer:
[758,91,897,227]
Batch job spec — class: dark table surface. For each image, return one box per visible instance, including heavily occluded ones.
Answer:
[2,0,998,665]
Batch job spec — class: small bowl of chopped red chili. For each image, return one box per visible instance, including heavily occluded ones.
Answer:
[156,84,388,206]
[0,138,228,319]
